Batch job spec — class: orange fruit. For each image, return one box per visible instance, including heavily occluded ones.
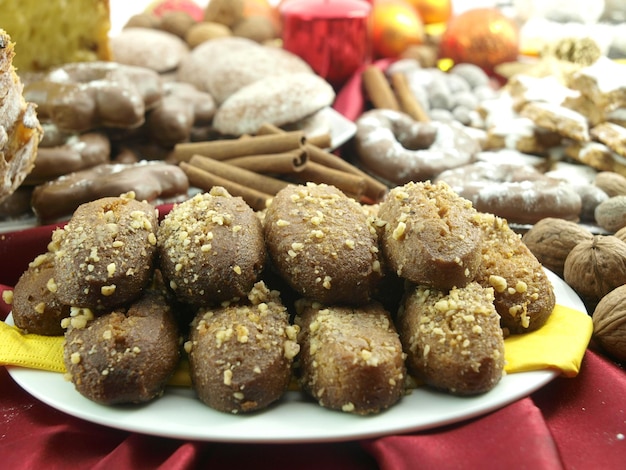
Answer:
[439,8,519,75]
[405,0,452,25]
[371,0,424,59]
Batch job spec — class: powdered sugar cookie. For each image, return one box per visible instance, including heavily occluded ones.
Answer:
[212,72,335,136]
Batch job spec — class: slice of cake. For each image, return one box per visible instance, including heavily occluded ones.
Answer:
[0,29,42,202]
[0,0,112,72]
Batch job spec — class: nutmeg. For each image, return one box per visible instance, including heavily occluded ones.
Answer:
[592,284,626,362]
[563,235,626,301]
[522,217,593,277]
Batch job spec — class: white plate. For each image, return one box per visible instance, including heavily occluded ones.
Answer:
[319,106,357,151]
[6,270,584,443]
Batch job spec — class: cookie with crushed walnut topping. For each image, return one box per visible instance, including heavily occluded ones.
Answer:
[263,182,383,305]
[376,181,483,291]
[187,281,299,414]
[52,193,158,311]
[11,252,69,336]
[295,298,406,415]
[473,212,555,334]
[398,282,504,395]
[157,187,266,307]
[63,278,180,405]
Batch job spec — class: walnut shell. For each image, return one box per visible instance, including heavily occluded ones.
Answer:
[595,195,626,232]
[592,284,626,362]
[563,235,626,301]
[594,171,626,197]
[614,225,626,243]
[522,217,593,277]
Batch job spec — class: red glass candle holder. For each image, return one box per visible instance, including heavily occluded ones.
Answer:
[280,0,372,88]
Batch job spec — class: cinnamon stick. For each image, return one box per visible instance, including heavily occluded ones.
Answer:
[173,131,306,162]
[256,122,332,149]
[226,149,308,174]
[180,162,272,211]
[188,154,289,195]
[290,161,366,198]
[391,72,430,122]
[362,65,400,111]
[304,144,388,201]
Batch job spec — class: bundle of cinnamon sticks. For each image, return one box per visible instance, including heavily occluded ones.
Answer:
[173,124,387,211]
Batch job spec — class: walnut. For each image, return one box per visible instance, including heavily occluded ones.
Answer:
[563,235,626,301]
[595,195,626,232]
[615,225,626,243]
[594,171,626,197]
[592,284,626,362]
[522,218,593,277]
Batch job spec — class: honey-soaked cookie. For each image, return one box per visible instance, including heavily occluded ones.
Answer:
[474,212,555,334]
[377,181,483,290]
[52,193,158,311]
[157,187,266,307]
[11,252,69,336]
[63,280,180,405]
[264,182,383,305]
[398,282,505,395]
[295,298,406,415]
[187,281,299,414]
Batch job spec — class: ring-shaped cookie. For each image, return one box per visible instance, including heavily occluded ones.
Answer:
[354,109,479,185]
[435,161,582,225]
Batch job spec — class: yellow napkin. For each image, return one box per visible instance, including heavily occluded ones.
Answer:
[504,304,593,377]
[1,304,593,385]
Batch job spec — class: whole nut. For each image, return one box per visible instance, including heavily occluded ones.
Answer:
[595,195,626,232]
[563,235,626,301]
[615,225,626,243]
[124,13,161,29]
[204,0,244,27]
[594,171,626,197]
[185,22,232,48]
[592,284,626,362]
[522,217,593,277]
[160,11,197,39]
[232,16,277,43]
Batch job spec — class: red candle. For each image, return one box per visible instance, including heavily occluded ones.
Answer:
[280,0,372,88]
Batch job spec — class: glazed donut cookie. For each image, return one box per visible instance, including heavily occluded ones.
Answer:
[24,61,164,132]
[354,109,479,185]
[31,161,189,223]
[146,81,216,147]
[435,161,582,225]
[24,131,111,185]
